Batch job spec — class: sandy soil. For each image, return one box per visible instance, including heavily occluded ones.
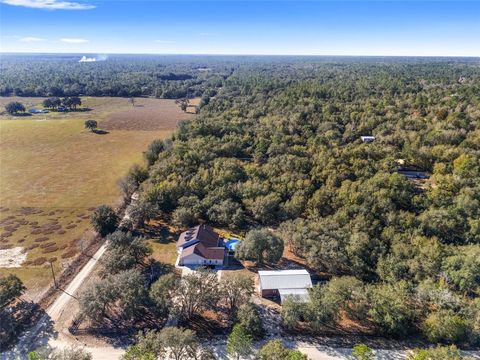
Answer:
[0,247,26,267]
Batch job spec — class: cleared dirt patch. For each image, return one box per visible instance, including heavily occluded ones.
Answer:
[0,247,27,268]
[102,98,194,131]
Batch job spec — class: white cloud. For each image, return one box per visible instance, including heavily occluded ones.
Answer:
[155,40,174,44]
[0,0,95,10]
[60,38,89,43]
[19,36,46,42]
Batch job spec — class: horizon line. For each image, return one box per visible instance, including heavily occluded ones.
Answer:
[1,51,480,58]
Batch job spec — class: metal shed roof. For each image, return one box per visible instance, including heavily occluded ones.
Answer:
[258,269,312,291]
[278,288,310,303]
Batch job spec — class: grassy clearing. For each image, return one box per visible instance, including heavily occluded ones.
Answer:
[139,220,180,266]
[185,97,201,114]
[149,241,177,266]
[0,97,189,296]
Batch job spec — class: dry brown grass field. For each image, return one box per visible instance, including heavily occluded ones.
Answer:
[0,97,193,298]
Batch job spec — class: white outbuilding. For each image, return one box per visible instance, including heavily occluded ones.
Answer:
[258,269,313,303]
[361,136,375,143]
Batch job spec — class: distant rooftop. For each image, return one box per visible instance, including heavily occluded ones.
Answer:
[361,136,375,142]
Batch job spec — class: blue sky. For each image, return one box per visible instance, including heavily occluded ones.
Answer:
[1,0,479,56]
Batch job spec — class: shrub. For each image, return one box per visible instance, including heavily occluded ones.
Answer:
[422,310,467,344]
[84,120,98,132]
[352,344,374,360]
[91,205,119,237]
[259,340,308,360]
[235,302,265,339]
[227,325,253,360]
[408,345,465,360]
[282,296,305,330]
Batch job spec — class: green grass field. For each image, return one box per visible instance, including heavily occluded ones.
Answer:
[0,97,191,296]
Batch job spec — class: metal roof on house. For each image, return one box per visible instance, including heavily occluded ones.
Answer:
[258,269,312,291]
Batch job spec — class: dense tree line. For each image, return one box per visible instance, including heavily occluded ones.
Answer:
[130,57,480,344]
[0,54,230,98]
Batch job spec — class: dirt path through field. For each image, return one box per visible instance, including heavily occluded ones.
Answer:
[0,243,108,359]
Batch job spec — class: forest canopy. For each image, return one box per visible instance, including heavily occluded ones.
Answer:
[3,55,480,342]
[130,56,480,341]
[0,54,232,98]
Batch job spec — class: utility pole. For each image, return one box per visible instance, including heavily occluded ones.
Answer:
[50,261,57,288]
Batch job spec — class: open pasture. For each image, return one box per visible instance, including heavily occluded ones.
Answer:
[0,97,191,296]
[102,99,194,130]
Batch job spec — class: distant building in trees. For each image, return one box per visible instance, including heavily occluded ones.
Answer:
[360,136,375,143]
[395,160,429,180]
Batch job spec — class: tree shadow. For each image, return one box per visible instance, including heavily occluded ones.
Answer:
[144,259,175,285]
[285,332,424,351]
[11,113,32,117]
[92,129,109,135]
[223,256,245,270]
[72,108,92,112]
[72,324,136,348]
[138,222,179,244]
[70,308,166,349]
[179,314,228,337]
[1,302,58,358]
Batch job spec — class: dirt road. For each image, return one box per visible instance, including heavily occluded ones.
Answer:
[1,194,141,360]
[48,244,108,320]
[0,242,108,359]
